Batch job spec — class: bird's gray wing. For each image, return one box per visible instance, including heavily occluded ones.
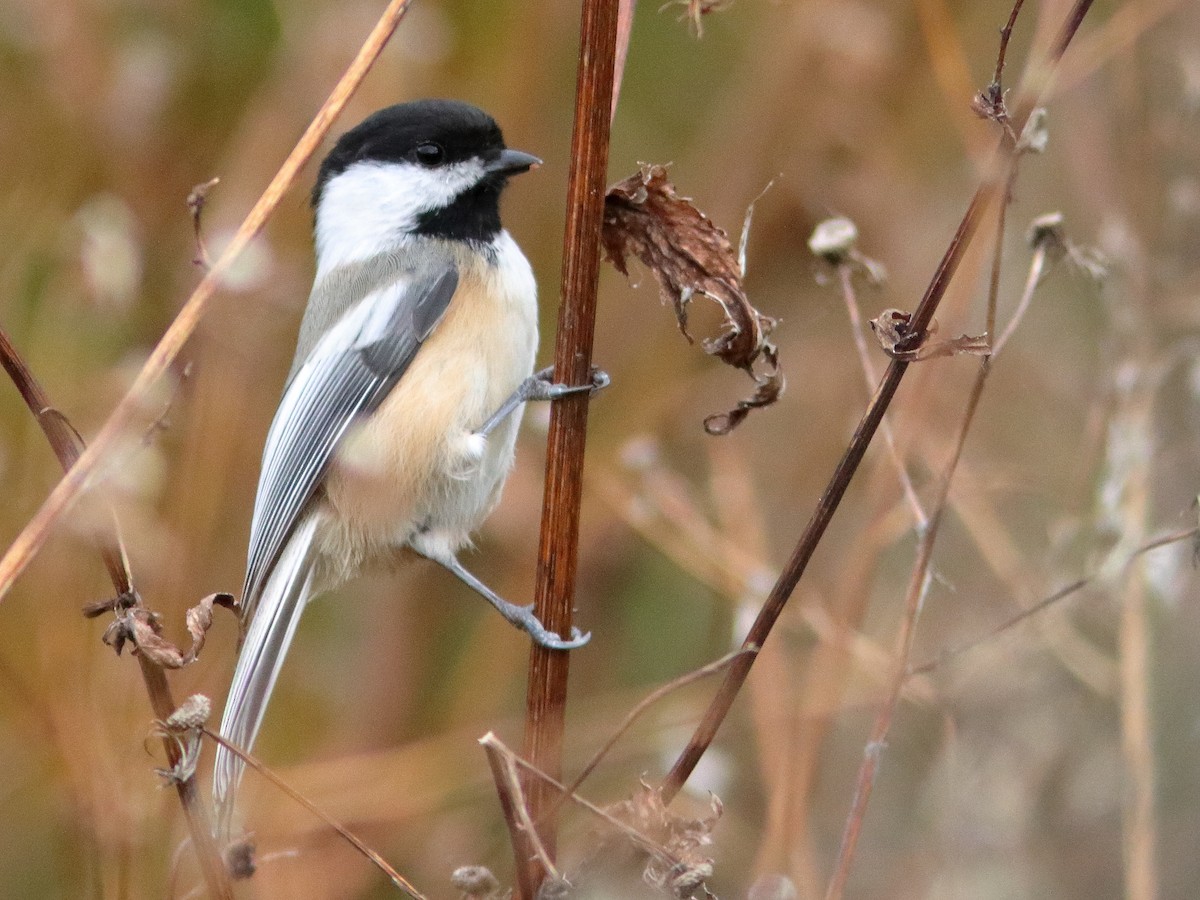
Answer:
[239,263,459,625]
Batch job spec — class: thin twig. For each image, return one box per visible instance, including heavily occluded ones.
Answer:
[202,730,427,899]
[991,0,1026,92]
[0,0,416,606]
[835,263,926,529]
[564,648,752,803]
[906,525,1196,676]
[612,0,637,122]
[483,733,688,871]
[519,0,618,893]
[824,355,988,900]
[482,734,561,890]
[826,53,1030,892]
[661,182,991,802]
[993,243,1048,355]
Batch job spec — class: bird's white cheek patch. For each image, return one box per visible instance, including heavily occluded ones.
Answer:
[315,159,488,275]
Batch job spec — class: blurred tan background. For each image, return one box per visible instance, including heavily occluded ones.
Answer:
[1,0,1199,897]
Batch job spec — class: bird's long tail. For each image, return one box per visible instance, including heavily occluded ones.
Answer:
[213,515,321,838]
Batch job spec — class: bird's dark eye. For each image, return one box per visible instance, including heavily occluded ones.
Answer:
[414,142,445,166]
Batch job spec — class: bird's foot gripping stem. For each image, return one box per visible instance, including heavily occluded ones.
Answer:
[476,365,610,438]
[436,553,590,650]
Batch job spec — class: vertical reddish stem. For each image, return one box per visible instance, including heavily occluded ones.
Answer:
[518,0,618,895]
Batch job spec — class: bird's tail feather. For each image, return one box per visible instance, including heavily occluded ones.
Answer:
[213,514,320,838]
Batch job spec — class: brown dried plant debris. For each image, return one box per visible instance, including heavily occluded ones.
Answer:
[150,693,211,784]
[602,164,783,435]
[576,781,720,898]
[869,309,990,362]
[100,591,235,669]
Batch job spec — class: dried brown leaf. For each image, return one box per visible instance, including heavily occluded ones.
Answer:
[101,592,234,669]
[602,164,783,434]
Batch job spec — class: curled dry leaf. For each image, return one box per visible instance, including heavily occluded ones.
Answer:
[869,309,989,362]
[602,164,783,435]
[101,592,235,669]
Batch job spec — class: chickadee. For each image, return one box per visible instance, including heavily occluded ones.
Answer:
[213,99,600,834]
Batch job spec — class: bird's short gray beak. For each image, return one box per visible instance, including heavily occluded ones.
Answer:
[487,148,541,175]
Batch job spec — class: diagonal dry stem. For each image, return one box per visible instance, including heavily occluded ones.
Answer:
[203,730,426,898]
[0,0,416,606]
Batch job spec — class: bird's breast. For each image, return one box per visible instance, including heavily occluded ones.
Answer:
[321,233,538,559]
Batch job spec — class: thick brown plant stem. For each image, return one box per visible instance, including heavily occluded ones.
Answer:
[518,0,618,894]
[0,326,233,899]
[661,0,1098,804]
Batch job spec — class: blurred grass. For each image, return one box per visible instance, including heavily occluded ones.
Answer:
[0,0,1199,897]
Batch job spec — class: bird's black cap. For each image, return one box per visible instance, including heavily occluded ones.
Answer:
[312,100,535,244]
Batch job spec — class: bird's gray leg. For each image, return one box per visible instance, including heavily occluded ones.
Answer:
[475,365,610,439]
[428,552,591,650]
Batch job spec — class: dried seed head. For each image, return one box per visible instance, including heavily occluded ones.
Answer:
[165,694,212,732]
[450,865,500,897]
[807,217,859,263]
[1027,212,1066,254]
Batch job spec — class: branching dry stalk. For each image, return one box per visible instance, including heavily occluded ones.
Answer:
[483,732,561,895]
[0,326,233,899]
[823,4,1107,892]
[824,346,991,900]
[519,0,618,894]
[483,733,702,883]
[907,526,1197,677]
[659,0,1098,826]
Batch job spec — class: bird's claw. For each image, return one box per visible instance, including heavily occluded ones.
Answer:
[504,599,590,649]
[528,365,610,400]
[533,625,591,651]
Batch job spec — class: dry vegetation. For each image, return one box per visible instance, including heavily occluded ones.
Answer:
[0,0,1198,898]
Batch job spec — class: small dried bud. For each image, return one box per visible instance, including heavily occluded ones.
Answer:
[1027,212,1066,252]
[165,694,212,731]
[451,865,500,896]
[870,308,919,353]
[808,217,859,263]
[669,860,713,896]
[224,837,256,880]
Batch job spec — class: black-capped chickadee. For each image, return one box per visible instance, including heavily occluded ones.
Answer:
[213,99,601,834]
